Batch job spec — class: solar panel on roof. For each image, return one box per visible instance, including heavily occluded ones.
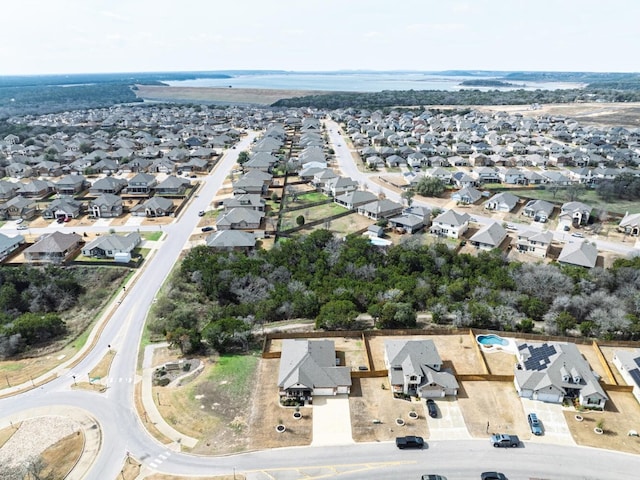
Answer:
[630,369,640,387]
[634,357,640,369]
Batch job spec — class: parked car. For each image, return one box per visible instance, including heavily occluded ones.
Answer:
[201,226,214,232]
[506,223,517,230]
[56,217,64,224]
[63,216,71,222]
[426,399,438,418]
[563,225,570,231]
[395,435,424,449]
[481,472,507,480]
[17,224,28,230]
[490,433,520,447]
[198,210,205,217]
[527,413,543,435]
[571,232,584,238]
[15,218,24,224]
[421,475,447,480]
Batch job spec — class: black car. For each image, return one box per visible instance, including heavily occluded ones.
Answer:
[201,226,214,232]
[481,473,507,480]
[426,399,437,418]
[395,435,424,449]
[421,475,447,480]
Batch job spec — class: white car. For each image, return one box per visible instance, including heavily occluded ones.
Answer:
[17,224,28,230]
[16,218,24,224]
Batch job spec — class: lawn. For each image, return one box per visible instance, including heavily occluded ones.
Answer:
[142,231,164,241]
[280,203,349,229]
[518,187,640,215]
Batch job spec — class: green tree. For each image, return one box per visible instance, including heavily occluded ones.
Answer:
[296,215,305,226]
[315,300,359,330]
[376,302,417,329]
[237,151,250,165]
[414,177,446,197]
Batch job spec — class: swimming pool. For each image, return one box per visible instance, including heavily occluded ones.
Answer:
[476,334,509,346]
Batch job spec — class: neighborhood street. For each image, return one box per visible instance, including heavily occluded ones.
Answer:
[1,125,640,479]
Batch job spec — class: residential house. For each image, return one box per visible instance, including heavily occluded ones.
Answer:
[452,171,476,189]
[312,169,339,189]
[223,194,266,212]
[484,191,519,212]
[126,172,157,195]
[81,232,141,258]
[323,176,359,197]
[500,168,528,185]
[612,349,640,404]
[278,339,352,403]
[154,175,191,196]
[89,176,127,195]
[130,196,175,217]
[42,198,83,220]
[560,201,592,226]
[15,179,54,198]
[475,167,501,184]
[357,199,403,220]
[89,193,123,218]
[451,186,482,205]
[388,206,431,234]
[516,230,553,258]
[523,199,554,222]
[0,233,25,261]
[469,222,507,250]
[430,209,470,239]
[205,230,256,251]
[23,232,82,264]
[618,212,640,236]
[233,170,272,195]
[0,196,37,220]
[558,240,598,268]
[384,339,459,398]
[514,341,607,409]
[216,208,264,230]
[55,174,88,196]
[334,190,378,210]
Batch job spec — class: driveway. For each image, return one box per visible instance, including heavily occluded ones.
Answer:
[424,397,471,440]
[311,395,353,446]
[520,398,575,445]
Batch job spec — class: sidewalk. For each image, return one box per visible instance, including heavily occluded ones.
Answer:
[141,343,198,449]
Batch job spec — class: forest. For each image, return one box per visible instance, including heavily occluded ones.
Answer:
[148,230,640,355]
[271,87,640,109]
[0,265,127,358]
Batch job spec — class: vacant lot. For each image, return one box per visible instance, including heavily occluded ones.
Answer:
[458,380,528,438]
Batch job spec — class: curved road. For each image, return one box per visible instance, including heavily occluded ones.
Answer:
[1,126,639,480]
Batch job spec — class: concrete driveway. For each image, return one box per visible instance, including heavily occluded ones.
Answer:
[424,397,471,440]
[520,398,575,445]
[311,395,354,446]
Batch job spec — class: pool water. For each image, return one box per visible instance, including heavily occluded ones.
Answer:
[476,334,509,346]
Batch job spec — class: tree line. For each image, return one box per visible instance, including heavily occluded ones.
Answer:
[148,230,640,355]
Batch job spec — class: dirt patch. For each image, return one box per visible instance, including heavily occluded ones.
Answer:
[350,376,427,442]
[146,475,243,480]
[118,456,142,480]
[40,431,85,479]
[89,349,116,381]
[482,349,517,376]
[564,391,640,454]
[458,380,528,438]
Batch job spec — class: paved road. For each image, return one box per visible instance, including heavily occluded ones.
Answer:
[2,125,640,480]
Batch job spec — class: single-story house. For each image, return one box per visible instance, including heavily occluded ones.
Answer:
[216,208,264,230]
[618,212,640,236]
[223,193,266,211]
[484,192,519,212]
[388,206,431,234]
[523,199,554,222]
[81,232,141,258]
[334,190,378,210]
[558,240,598,268]
[357,199,404,220]
[205,230,257,251]
[469,222,507,250]
[451,186,482,205]
[514,341,607,409]
[130,196,175,217]
[612,349,640,405]
[384,339,459,398]
[23,232,82,264]
[0,233,25,261]
[278,339,352,403]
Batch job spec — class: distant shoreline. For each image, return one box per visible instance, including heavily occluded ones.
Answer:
[134,85,332,105]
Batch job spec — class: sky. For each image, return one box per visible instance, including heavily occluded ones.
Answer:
[0,0,638,76]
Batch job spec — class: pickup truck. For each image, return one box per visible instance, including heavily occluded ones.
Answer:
[395,435,424,449]
[490,433,520,448]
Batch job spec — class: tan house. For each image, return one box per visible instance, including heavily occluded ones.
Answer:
[24,232,82,264]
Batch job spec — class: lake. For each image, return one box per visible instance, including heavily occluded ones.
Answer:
[164,72,584,92]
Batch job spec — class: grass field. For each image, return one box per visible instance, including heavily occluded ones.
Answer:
[518,187,640,215]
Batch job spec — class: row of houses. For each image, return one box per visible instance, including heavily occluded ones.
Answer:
[277,336,620,411]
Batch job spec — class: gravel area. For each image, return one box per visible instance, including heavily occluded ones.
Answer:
[0,416,80,468]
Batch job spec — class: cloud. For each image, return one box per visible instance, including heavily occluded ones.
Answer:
[98,10,131,23]
[406,23,465,33]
